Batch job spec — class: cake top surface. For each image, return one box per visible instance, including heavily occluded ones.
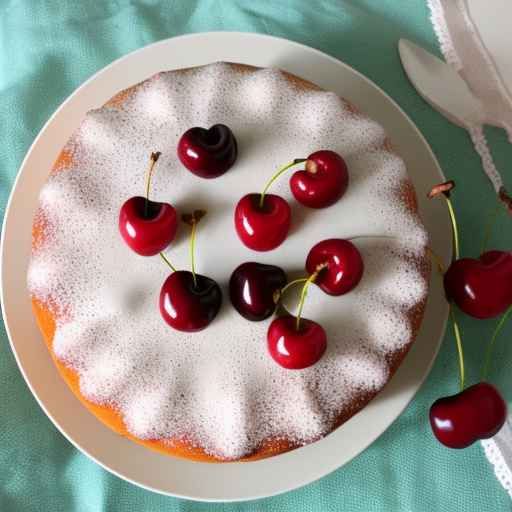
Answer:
[28,62,429,460]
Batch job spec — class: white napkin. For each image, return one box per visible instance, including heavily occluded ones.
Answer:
[428,0,512,498]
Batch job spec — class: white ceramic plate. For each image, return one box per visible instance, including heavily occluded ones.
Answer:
[1,32,451,502]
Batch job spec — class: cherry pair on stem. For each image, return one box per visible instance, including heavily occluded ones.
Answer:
[230,239,364,369]
[427,182,509,449]
[235,150,349,251]
[178,123,350,251]
[119,152,221,332]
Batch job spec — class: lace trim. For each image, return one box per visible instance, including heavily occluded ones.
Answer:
[468,125,502,194]
[427,0,462,70]
[481,417,512,498]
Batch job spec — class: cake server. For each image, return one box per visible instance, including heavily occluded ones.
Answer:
[398,38,511,210]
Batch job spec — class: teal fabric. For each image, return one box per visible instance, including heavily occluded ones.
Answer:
[1,1,511,510]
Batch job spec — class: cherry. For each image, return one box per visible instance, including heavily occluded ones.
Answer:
[290,150,348,208]
[119,197,177,256]
[444,251,512,319]
[267,316,327,369]
[306,239,363,296]
[428,181,512,318]
[267,265,328,369]
[159,210,222,332]
[234,159,306,251]
[160,271,222,332]
[229,262,287,321]
[430,382,507,449]
[234,193,291,251]
[177,124,237,178]
[119,152,177,256]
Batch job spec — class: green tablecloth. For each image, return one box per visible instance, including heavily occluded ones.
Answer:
[1,1,511,510]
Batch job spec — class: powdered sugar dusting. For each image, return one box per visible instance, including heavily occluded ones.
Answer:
[28,63,429,460]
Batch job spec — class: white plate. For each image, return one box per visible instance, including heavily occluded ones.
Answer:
[0,32,451,501]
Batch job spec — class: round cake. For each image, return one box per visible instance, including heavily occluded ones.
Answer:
[28,62,430,462]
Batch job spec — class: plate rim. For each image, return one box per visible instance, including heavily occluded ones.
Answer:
[1,31,449,502]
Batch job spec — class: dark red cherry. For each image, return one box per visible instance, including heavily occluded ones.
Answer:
[119,196,177,256]
[306,239,363,295]
[430,382,507,449]
[229,262,287,321]
[290,150,348,208]
[267,316,327,369]
[444,251,512,319]
[234,193,291,251]
[159,270,222,332]
[177,124,237,178]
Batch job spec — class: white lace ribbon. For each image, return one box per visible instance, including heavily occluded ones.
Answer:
[482,419,512,499]
[468,124,503,195]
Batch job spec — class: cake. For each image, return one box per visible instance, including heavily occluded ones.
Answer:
[28,62,430,462]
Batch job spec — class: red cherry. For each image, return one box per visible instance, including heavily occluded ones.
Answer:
[119,196,177,256]
[229,262,287,321]
[306,239,363,295]
[234,193,291,251]
[290,150,348,208]
[267,316,327,369]
[444,251,512,319]
[159,271,222,332]
[430,382,507,449]
[177,124,237,178]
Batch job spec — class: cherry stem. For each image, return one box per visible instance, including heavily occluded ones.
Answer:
[425,244,465,390]
[442,195,460,261]
[481,203,502,254]
[449,306,465,392]
[144,151,161,218]
[278,278,309,299]
[159,252,176,272]
[481,304,512,380]
[295,264,327,331]
[427,246,464,390]
[259,158,306,209]
[182,210,206,289]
